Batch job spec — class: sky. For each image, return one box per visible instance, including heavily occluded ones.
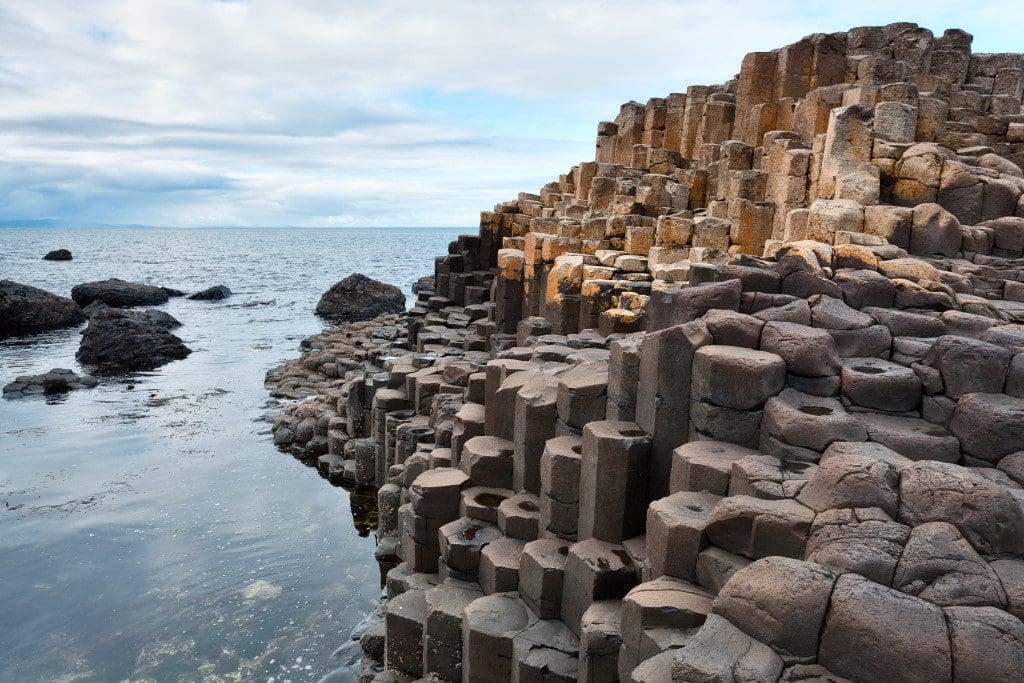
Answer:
[0,1,1018,228]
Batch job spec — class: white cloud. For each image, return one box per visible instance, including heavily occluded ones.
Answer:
[0,1,1016,226]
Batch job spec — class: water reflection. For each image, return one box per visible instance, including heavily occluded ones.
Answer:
[0,226,456,681]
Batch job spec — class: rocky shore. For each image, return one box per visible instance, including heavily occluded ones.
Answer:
[264,23,1024,683]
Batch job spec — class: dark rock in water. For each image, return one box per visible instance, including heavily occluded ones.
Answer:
[72,278,169,308]
[316,273,405,323]
[3,368,98,398]
[82,301,110,316]
[42,249,73,261]
[188,285,232,300]
[160,286,186,297]
[0,279,86,338]
[77,308,190,373]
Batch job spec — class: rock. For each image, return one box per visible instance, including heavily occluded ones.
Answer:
[990,559,1024,620]
[71,278,170,308]
[42,249,72,261]
[77,308,191,373]
[0,279,86,337]
[818,574,952,683]
[910,202,962,256]
[761,388,867,453]
[646,491,721,581]
[669,614,784,682]
[950,392,1024,465]
[945,606,1024,683]
[316,273,405,323]
[3,368,98,397]
[923,336,1012,399]
[804,507,911,585]
[898,460,1024,557]
[705,495,815,560]
[892,521,1007,607]
[690,345,786,410]
[712,557,836,664]
[840,357,921,412]
[796,450,901,516]
[187,285,232,300]
[728,454,815,500]
[760,322,841,377]
[578,601,623,683]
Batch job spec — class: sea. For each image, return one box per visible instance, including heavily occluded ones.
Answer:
[0,226,458,682]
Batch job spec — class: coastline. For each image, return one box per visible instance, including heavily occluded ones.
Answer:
[261,22,1024,683]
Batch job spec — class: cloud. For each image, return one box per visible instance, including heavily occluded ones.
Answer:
[0,1,1017,226]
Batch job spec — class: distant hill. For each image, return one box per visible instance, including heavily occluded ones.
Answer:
[0,219,149,229]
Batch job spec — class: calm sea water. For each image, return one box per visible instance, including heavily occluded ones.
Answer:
[0,227,456,682]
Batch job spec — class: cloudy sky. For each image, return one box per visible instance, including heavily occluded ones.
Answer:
[0,1,1016,227]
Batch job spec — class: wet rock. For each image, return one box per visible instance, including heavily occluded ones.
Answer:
[77,308,191,373]
[42,248,72,261]
[187,285,232,300]
[71,278,170,308]
[3,368,98,397]
[0,279,86,337]
[316,273,405,323]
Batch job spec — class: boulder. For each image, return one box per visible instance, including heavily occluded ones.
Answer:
[77,308,191,373]
[316,273,406,322]
[71,278,170,308]
[818,574,952,683]
[892,521,1007,607]
[187,285,232,300]
[804,507,910,586]
[42,249,72,261]
[712,557,836,664]
[945,606,1024,682]
[0,279,85,338]
[950,393,1024,465]
[669,614,784,682]
[898,460,1024,557]
[796,450,901,516]
[3,368,98,397]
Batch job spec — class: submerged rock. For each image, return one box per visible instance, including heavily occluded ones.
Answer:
[77,308,190,373]
[42,249,72,261]
[160,286,186,298]
[0,279,86,338]
[240,579,282,601]
[3,368,98,397]
[71,278,169,308]
[188,285,232,300]
[316,273,405,323]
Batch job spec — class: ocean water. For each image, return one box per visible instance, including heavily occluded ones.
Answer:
[0,227,457,682]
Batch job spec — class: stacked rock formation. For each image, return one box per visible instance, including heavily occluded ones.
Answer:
[267,24,1024,682]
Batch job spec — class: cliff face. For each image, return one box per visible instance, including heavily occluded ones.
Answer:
[270,22,1024,682]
